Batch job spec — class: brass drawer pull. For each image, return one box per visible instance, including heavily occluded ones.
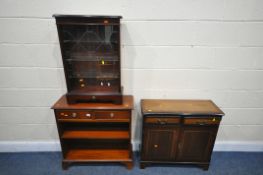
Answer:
[154,144,158,148]
[72,113,77,118]
[85,113,91,118]
[110,113,114,118]
[157,119,167,125]
[196,121,206,125]
[60,113,68,117]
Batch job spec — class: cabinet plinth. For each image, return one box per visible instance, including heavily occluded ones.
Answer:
[140,99,224,170]
[52,95,134,170]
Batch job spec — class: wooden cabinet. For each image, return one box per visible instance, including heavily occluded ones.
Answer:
[140,99,224,170]
[52,95,134,170]
[53,15,123,104]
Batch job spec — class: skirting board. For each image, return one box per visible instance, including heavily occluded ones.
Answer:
[0,141,61,152]
[0,140,263,152]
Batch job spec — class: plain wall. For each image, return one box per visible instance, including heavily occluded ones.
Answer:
[0,0,263,151]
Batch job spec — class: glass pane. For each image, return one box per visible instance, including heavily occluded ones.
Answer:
[62,25,119,57]
[60,24,120,92]
[68,60,120,79]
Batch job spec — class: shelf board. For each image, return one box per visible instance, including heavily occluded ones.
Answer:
[58,119,130,123]
[64,149,131,162]
[64,52,119,59]
[69,74,119,79]
[62,130,129,139]
[65,56,119,62]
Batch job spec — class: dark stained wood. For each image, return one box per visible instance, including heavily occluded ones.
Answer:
[142,128,179,161]
[141,99,224,116]
[177,127,217,162]
[52,95,133,110]
[145,117,180,124]
[62,162,70,170]
[54,15,123,104]
[140,99,224,170]
[53,14,122,19]
[184,117,221,125]
[66,93,123,105]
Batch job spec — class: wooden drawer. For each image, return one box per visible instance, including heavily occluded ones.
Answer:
[95,111,130,121]
[56,110,130,122]
[145,117,180,125]
[56,110,93,119]
[184,117,221,125]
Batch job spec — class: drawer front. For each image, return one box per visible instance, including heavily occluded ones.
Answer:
[184,117,221,125]
[95,111,130,121]
[145,117,180,125]
[56,110,130,122]
[56,110,93,119]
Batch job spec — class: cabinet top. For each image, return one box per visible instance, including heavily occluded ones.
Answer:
[52,95,133,110]
[53,14,122,19]
[53,14,122,25]
[141,99,224,116]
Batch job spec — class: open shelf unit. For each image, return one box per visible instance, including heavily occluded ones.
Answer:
[52,95,134,170]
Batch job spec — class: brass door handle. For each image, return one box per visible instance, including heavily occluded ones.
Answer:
[178,143,182,150]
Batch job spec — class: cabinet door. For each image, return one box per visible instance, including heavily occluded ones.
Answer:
[177,126,217,162]
[142,127,178,161]
[58,22,121,93]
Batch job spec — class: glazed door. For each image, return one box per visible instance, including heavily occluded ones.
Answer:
[58,23,121,93]
[177,126,217,162]
[142,127,179,161]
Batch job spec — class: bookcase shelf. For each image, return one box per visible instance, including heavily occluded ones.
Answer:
[64,149,131,162]
[62,130,129,139]
[52,95,133,170]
